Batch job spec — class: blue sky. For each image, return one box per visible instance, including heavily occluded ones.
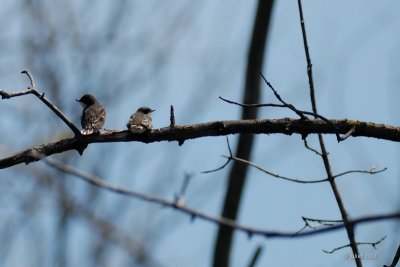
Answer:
[0,1,399,267]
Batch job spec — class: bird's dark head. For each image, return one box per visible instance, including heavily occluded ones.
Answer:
[76,94,98,108]
[137,107,155,114]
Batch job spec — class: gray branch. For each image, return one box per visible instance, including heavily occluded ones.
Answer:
[1,118,400,169]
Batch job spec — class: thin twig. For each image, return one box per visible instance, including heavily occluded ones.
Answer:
[302,217,343,224]
[292,216,342,237]
[229,156,327,183]
[247,245,264,267]
[339,126,356,141]
[0,70,81,136]
[259,73,308,120]
[174,172,193,207]
[323,236,387,254]
[29,151,400,239]
[304,138,324,156]
[178,173,192,197]
[202,159,231,174]
[332,167,387,179]
[21,70,36,88]
[260,73,345,141]
[384,245,400,267]
[211,153,386,184]
[297,0,361,266]
[219,96,285,108]
[170,105,176,128]
[202,137,233,174]
[221,94,343,142]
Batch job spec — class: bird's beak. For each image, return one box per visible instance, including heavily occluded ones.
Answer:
[75,99,80,102]
[151,109,156,112]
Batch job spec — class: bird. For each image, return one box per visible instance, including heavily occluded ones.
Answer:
[76,94,106,135]
[127,107,155,133]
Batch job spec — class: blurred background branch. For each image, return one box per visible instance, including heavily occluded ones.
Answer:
[212,1,275,266]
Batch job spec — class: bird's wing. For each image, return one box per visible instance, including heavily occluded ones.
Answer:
[127,113,152,130]
[127,114,136,129]
[83,105,106,130]
[140,118,152,128]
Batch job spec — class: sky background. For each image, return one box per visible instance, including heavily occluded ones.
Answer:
[0,1,399,267]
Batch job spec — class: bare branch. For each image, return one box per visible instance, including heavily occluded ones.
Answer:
[1,118,399,170]
[0,70,81,136]
[30,151,400,239]
[292,216,342,237]
[223,80,358,143]
[228,156,327,183]
[226,136,233,156]
[174,172,193,207]
[0,88,35,98]
[221,92,343,142]
[204,138,385,184]
[304,138,324,156]
[264,73,346,143]
[297,0,361,265]
[21,70,36,88]
[302,217,343,224]
[219,96,285,108]
[217,154,387,184]
[323,236,387,254]
[247,245,264,267]
[384,245,400,267]
[202,137,233,174]
[220,95,326,123]
[170,105,176,128]
[332,167,387,179]
[202,159,231,174]
[259,73,308,120]
[339,126,357,141]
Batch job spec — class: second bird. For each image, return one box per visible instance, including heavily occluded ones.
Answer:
[127,107,155,133]
[76,94,106,135]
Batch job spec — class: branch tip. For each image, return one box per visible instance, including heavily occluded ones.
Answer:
[21,69,36,88]
[170,105,175,127]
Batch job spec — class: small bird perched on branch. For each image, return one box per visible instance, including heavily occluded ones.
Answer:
[127,107,155,133]
[76,94,106,135]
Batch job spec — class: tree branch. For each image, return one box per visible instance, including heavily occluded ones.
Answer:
[170,105,176,128]
[322,235,386,254]
[292,216,342,237]
[226,156,386,184]
[201,137,387,185]
[297,0,361,265]
[303,138,324,156]
[204,137,386,183]
[0,70,81,136]
[384,245,400,267]
[202,137,233,174]
[247,245,264,267]
[1,118,400,169]
[31,151,400,239]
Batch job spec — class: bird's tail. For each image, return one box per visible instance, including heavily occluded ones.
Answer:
[81,129,94,135]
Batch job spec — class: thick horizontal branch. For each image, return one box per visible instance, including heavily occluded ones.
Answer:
[1,118,400,169]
